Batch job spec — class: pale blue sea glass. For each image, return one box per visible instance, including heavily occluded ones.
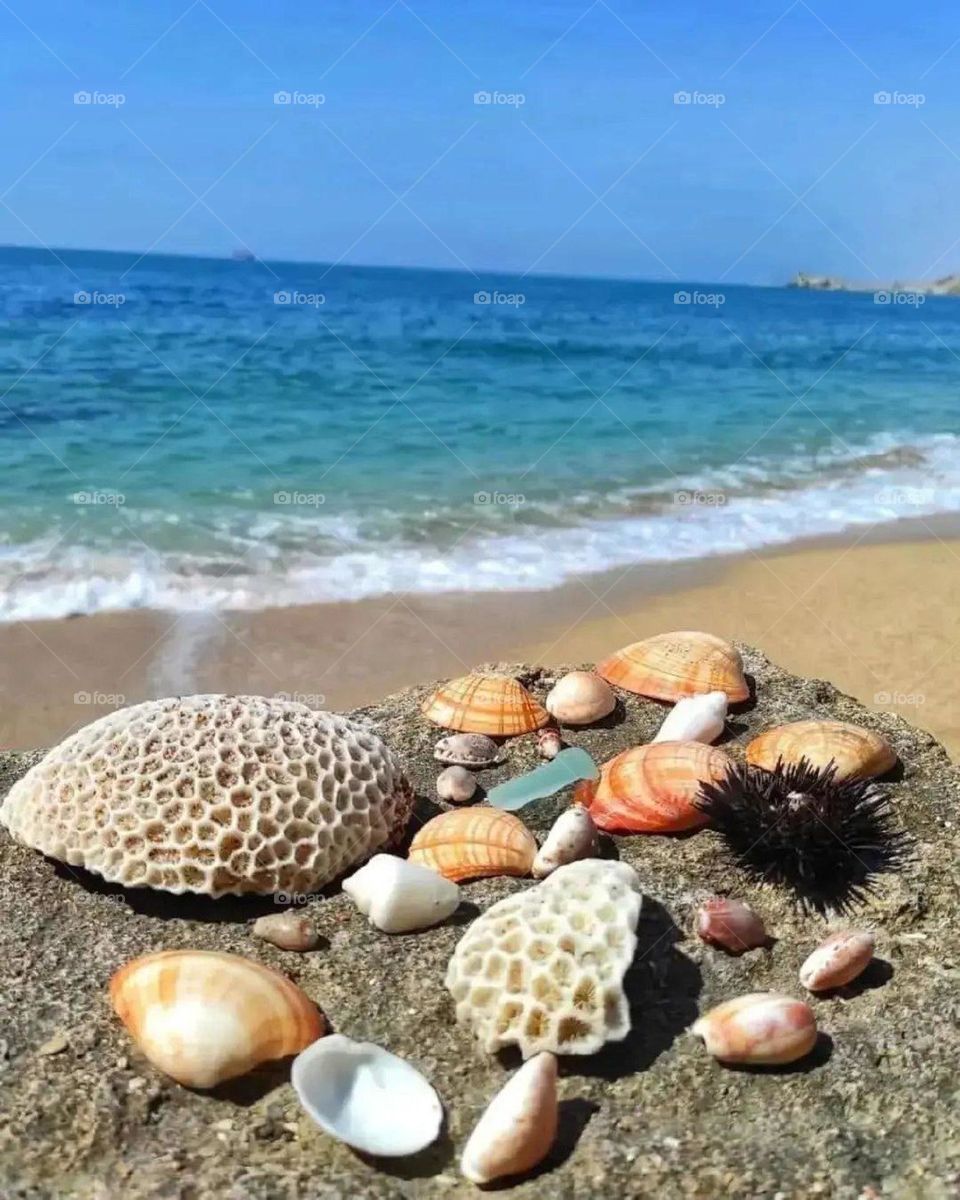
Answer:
[486,747,599,812]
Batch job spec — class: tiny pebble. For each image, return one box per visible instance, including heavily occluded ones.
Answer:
[37,1032,69,1057]
[128,1077,146,1092]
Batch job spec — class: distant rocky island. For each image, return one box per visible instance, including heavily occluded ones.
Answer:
[789,271,960,295]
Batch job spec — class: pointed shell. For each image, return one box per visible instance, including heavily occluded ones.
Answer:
[576,741,734,834]
[596,631,749,702]
[692,993,817,1065]
[545,671,616,726]
[695,898,769,955]
[532,806,598,878]
[747,720,896,781]
[800,930,875,991]
[292,1034,442,1156]
[408,807,537,882]
[251,912,319,952]
[342,853,461,933]
[434,733,501,767]
[653,691,728,745]
[460,1052,558,1184]
[422,673,550,737]
[109,950,325,1089]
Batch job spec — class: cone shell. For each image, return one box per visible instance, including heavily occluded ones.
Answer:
[109,950,325,1089]
[421,673,550,737]
[692,993,817,1065]
[596,631,749,703]
[408,807,537,882]
[746,720,896,781]
[576,741,734,834]
[460,1052,558,1184]
[800,930,875,991]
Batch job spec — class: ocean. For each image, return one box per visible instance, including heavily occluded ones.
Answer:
[1,245,958,621]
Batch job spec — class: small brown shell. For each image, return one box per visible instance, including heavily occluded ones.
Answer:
[800,930,875,991]
[408,807,537,882]
[251,912,319,952]
[422,674,550,737]
[692,993,817,1065]
[695,898,770,955]
[596,631,749,703]
[746,720,896,781]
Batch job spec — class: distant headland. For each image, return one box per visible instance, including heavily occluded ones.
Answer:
[789,271,960,296]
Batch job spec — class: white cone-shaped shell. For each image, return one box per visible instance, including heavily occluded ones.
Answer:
[532,807,598,878]
[653,691,728,745]
[292,1034,443,1156]
[342,853,461,933]
[460,1052,558,1184]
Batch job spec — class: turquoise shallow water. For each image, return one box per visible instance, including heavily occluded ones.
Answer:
[1,245,958,618]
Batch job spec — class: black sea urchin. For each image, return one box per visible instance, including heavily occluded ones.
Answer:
[695,758,910,914]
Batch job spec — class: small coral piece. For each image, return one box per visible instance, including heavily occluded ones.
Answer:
[445,859,642,1057]
[0,695,413,897]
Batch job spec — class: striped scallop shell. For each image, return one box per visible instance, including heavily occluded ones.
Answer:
[746,720,896,781]
[421,674,550,737]
[109,950,325,1089]
[596,631,749,703]
[408,807,537,882]
[576,740,734,833]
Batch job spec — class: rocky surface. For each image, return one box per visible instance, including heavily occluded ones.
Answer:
[1,646,958,1199]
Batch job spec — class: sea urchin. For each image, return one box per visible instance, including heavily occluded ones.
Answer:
[695,758,910,914]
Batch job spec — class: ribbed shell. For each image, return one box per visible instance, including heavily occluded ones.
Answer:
[421,674,550,737]
[746,720,896,781]
[596,631,749,702]
[408,807,537,881]
[109,950,325,1088]
[576,740,734,833]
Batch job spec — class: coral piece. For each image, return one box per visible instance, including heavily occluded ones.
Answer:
[0,695,413,898]
[545,671,615,726]
[422,674,550,737]
[445,859,642,1057]
[342,853,461,933]
[596,631,749,702]
[746,720,896,781]
[408,808,537,882]
[460,1052,558,1184]
[487,748,598,812]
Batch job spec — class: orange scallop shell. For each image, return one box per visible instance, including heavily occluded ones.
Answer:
[746,719,896,781]
[575,740,734,834]
[596,631,749,703]
[408,807,537,881]
[421,673,550,737]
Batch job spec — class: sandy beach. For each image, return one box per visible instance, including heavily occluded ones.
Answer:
[3,518,958,756]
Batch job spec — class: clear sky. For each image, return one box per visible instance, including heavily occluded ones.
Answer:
[2,0,959,283]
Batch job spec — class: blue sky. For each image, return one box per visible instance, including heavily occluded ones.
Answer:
[2,0,959,283]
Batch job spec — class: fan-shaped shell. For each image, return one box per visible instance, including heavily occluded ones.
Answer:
[109,950,325,1089]
[746,720,896,781]
[576,741,733,833]
[421,674,550,737]
[596,631,749,703]
[408,807,537,881]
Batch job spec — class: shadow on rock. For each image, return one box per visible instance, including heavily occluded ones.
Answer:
[832,957,894,998]
[724,1031,833,1076]
[354,1117,456,1179]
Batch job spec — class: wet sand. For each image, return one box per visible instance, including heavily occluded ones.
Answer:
[2,518,958,755]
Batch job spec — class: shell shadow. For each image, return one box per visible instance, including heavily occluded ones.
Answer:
[820,957,894,999]
[722,1031,833,1075]
[731,675,758,713]
[208,1056,298,1106]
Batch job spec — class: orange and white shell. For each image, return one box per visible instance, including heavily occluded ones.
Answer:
[799,930,875,991]
[692,993,817,1065]
[408,807,537,882]
[460,1052,558,1184]
[421,673,550,737]
[596,631,749,703]
[109,950,325,1088]
[695,898,770,955]
[746,720,896,781]
[576,741,733,834]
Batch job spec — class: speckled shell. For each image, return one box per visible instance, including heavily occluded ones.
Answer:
[408,807,537,882]
[576,741,733,834]
[596,631,749,703]
[422,674,550,737]
[746,720,896,781]
[800,930,875,991]
[434,733,501,767]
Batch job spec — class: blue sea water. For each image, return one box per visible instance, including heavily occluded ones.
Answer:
[1,245,958,620]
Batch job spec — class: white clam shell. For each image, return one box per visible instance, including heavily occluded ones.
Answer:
[532,807,598,878]
[342,853,461,934]
[653,691,728,745]
[461,1052,558,1184]
[292,1034,443,1156]
[545,671,615,726]
[800,930,874,991]
[437,765,477,803]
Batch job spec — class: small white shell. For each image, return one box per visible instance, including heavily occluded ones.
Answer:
[800,930,874,992]
[461,1052,558,1184]
[532,807,598,878]
[545,671,616,726]
[692,993,817,1065]
[342,853,460,934]
[653,691,728,745]
[437,765,477,803]
[537,728,563,760]
[292,1034,443,1156]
